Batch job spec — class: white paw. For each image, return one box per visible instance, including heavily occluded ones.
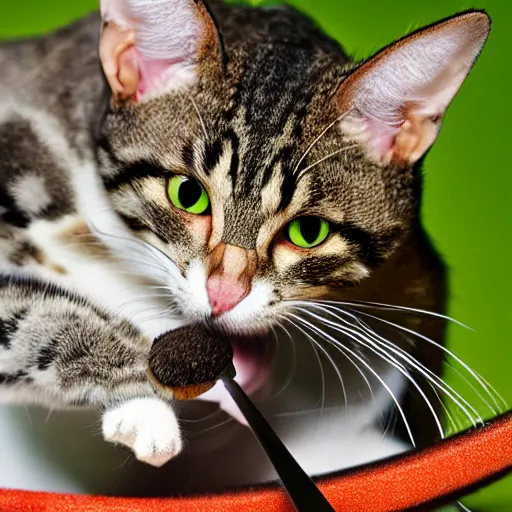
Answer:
[102,397,182,467]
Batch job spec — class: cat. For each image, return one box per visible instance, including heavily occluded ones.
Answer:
[0,0,492,496]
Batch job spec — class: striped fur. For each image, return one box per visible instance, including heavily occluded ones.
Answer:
[0,0,489,495]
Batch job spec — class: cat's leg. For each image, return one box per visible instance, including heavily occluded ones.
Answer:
[0,274,181,467]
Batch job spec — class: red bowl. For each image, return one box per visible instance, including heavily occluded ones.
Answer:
[1,412,510,512]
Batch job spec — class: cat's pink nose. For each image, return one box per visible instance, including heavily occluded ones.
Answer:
[206,276,248,316]
[206,243,257,317]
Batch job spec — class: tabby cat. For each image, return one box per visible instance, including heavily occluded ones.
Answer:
[0,0,491,495]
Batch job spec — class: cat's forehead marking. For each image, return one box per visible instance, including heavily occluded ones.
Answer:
[206,139,235,200]
[192,93,305,249]
[260,160,286,216]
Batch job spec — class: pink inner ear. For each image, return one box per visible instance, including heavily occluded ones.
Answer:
[101,0,206,102]
[364,117,403,158]
[132,50,197,102]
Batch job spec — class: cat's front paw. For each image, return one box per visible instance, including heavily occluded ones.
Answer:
[102,397,182,467]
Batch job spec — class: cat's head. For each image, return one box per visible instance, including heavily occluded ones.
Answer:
[96,0,489,335]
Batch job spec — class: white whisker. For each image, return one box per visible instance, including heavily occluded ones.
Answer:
[274,405,346,418]
[293,109,353,175]
[301,298,505,413]
[339,306,506,412]
[189,417,235,436]
[115,293,173,311]
[188,93,209,142]
[318,299,472,330]
[288,312,416,447]
[284,314,358,412]
[180,409,224,424]
[294,306,448,436]
[271,320,298,399]
[427,382,462,435]
[297,144,358,180]
[295,302,487,426]
[284,312,376,415]
[90,222,185,285]
[302,323,327,418]
[330,306,484,419]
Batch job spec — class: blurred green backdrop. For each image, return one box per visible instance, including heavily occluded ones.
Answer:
[0,0,510,508]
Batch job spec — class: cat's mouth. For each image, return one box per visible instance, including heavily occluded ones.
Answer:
[197,333,275,422]
[230,335,275,394]
[205,314,276,394]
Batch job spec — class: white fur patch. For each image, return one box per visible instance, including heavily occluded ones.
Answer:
[1,105,183,339]
[9,174,52,216]
[217,280,274,333]
[102,397,182,467]
[184,258,211,317]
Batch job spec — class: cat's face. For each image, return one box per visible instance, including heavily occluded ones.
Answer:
[99,65,411,335]
[97,1,489,336]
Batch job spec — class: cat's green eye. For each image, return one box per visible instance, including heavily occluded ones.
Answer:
[168,176,210,215]
[287,217,330,249]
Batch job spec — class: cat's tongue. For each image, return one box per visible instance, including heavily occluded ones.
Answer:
[198,335,274,425]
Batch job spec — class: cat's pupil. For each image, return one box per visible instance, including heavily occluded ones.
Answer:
[300,217,321,244]
[179,178,202,209]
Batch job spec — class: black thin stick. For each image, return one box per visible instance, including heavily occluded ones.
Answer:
[222,377,335,512]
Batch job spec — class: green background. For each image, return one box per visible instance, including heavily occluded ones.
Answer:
[0,0,510,508]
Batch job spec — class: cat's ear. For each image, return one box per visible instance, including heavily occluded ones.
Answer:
[99,0,222,104]
[336,11,490,165]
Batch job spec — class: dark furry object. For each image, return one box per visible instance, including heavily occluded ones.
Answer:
[148,325,233,400]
